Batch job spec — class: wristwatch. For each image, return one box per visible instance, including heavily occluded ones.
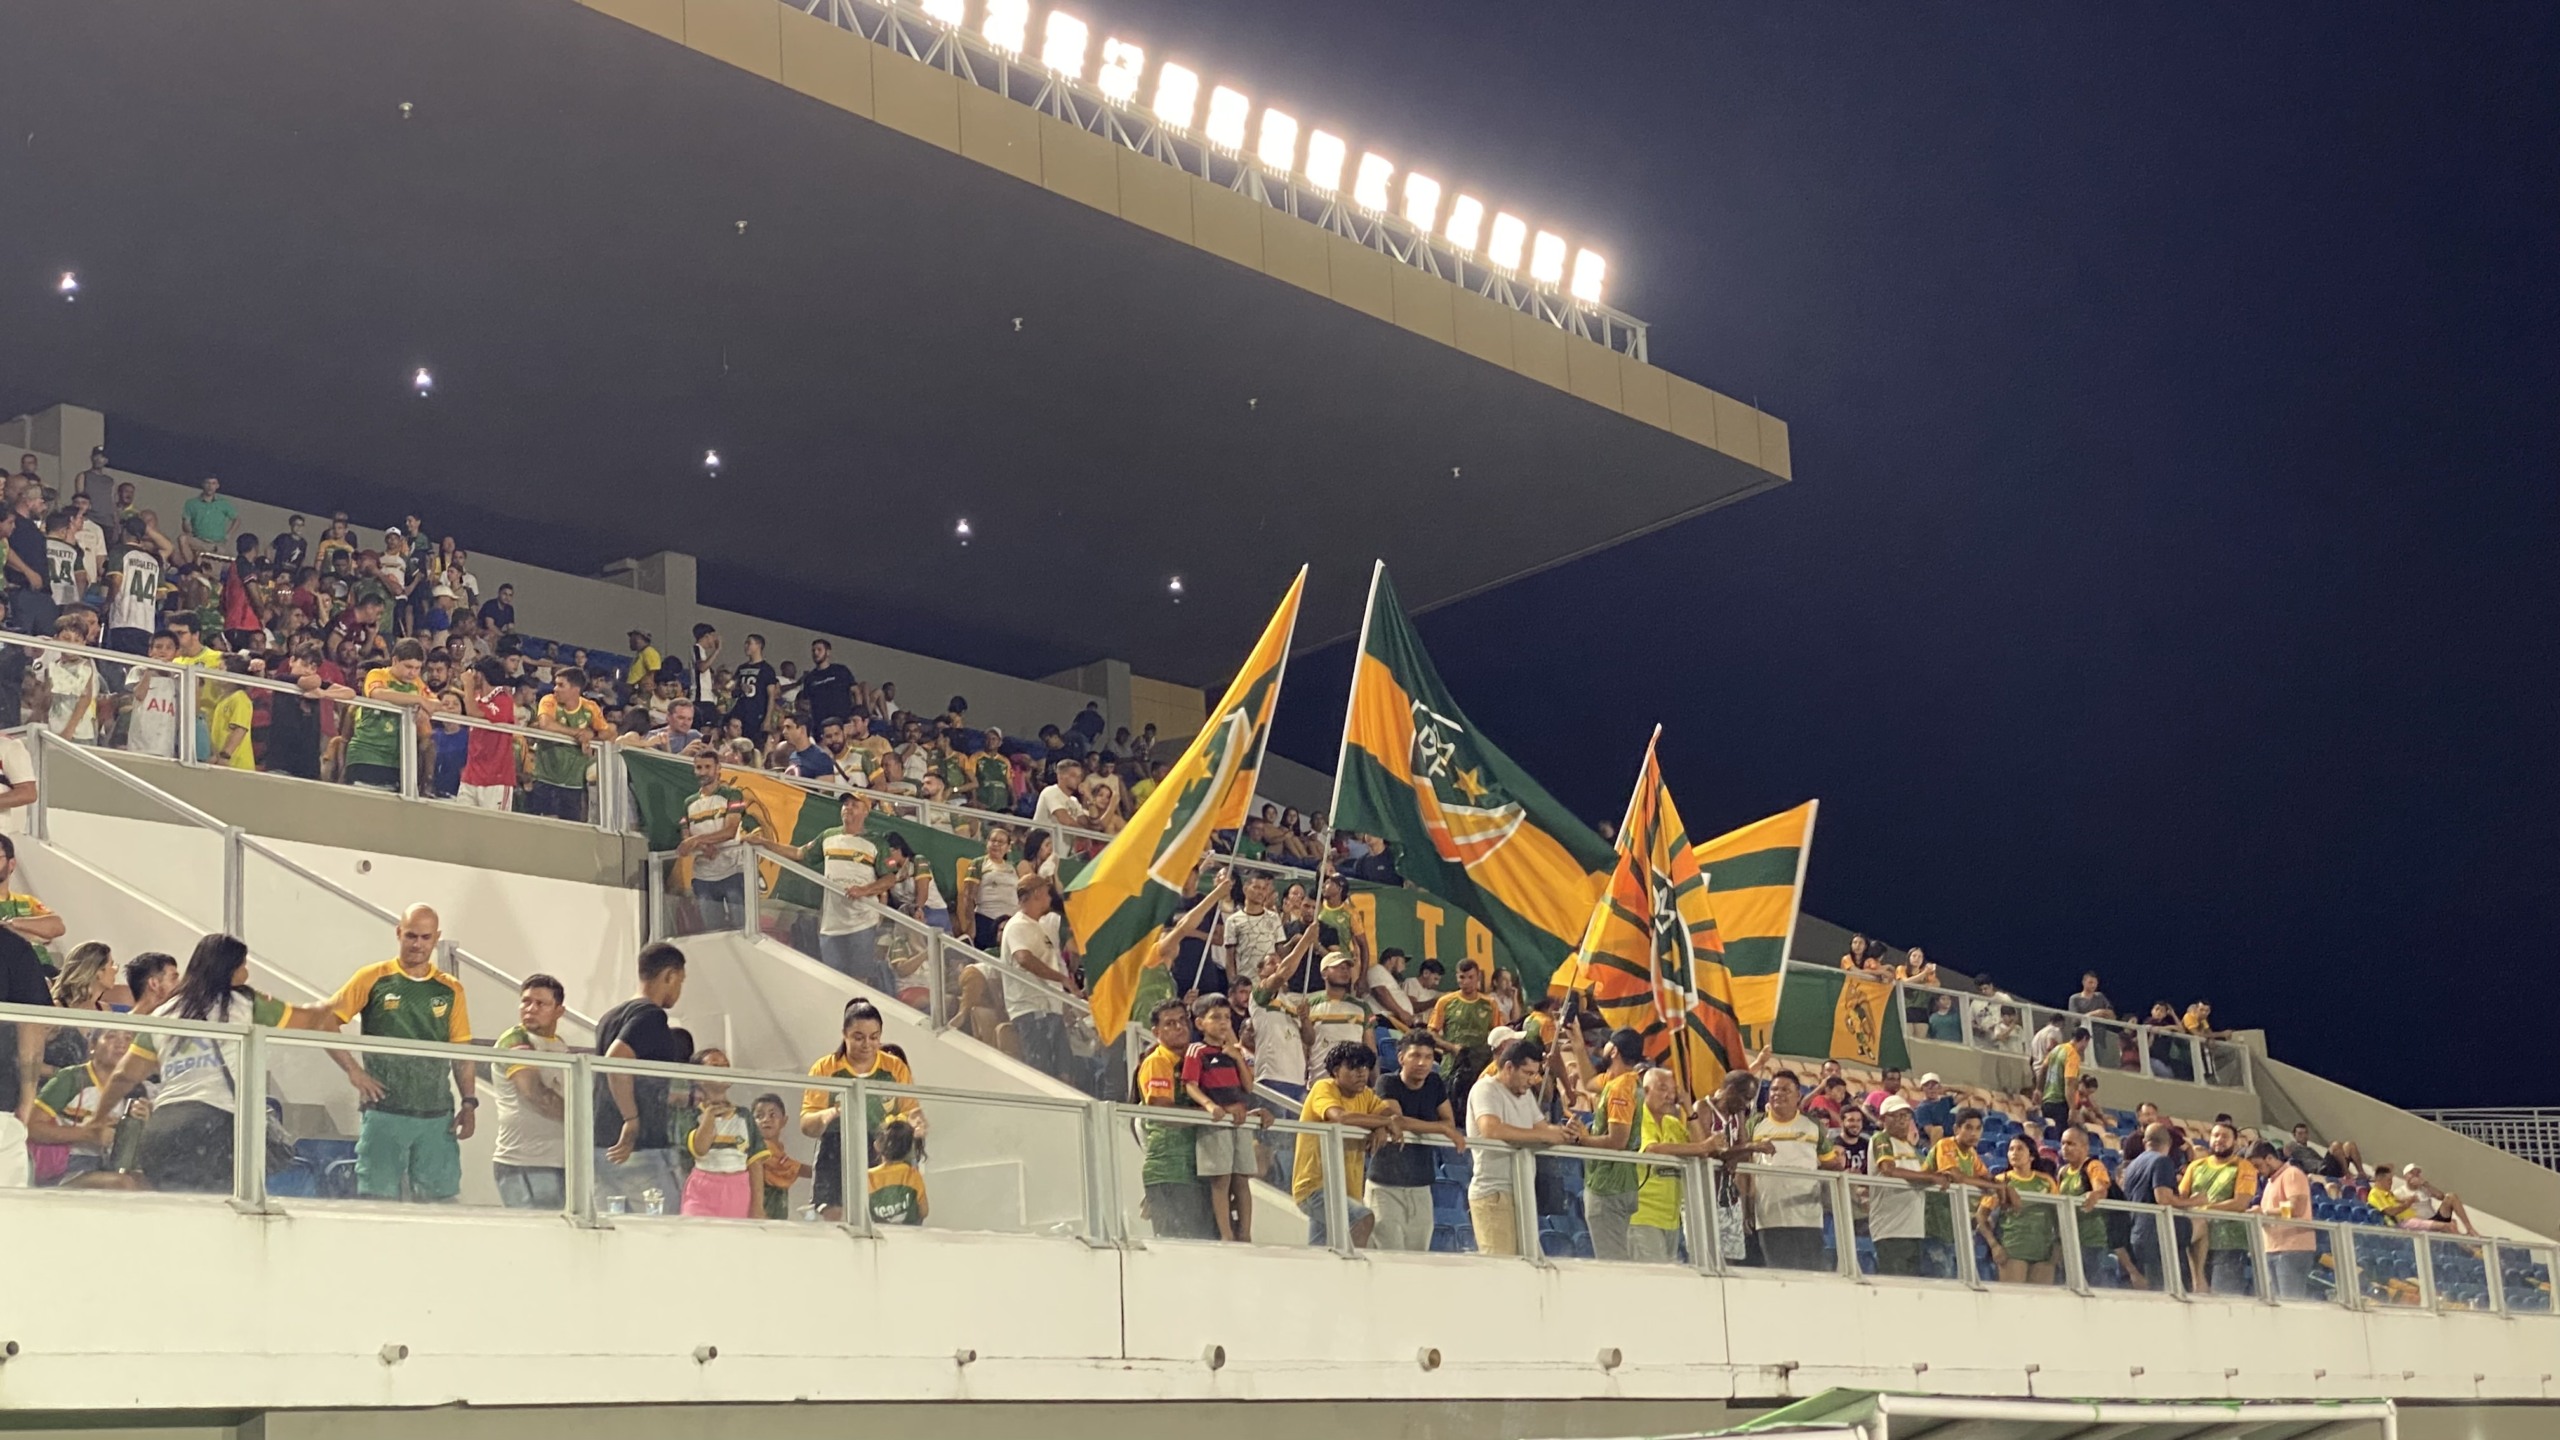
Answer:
[459,1096,480,1109]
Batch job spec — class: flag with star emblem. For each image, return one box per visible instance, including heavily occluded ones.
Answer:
[1072,568,1306,1043]
[1691,800,1819,1029]
[1330,563,1616,995]
[1553,729,1747,1093]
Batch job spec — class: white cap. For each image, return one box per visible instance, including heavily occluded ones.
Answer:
[1919,1072,1942,1086]
[1487,1025,1523,1052]
[1880,1096,1912,1116]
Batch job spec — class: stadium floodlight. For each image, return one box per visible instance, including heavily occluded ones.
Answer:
[1443,195,1485,254]
[1097,38,1143,103]
[921,0,964,27]
[1040,11,1088,78]
[980,0,1027,56]
[1168,575,1185,602]
[1255,108,1298,172]
[1487,212,1527,272]
[1205,86,1251,152]
[1529,230,1567,287]
[57,271,78,301]
[955,517,973,546]
[703,449,722,475]
[1352,153,1394,213]
[1302,129,1346,192]
[1402,172,1441,233]
[1151,63,1199,130]
[412,367,434,397]
[1570,249,1607,304]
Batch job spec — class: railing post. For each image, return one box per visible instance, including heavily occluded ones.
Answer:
[1510,1146,1544,1264]
[2246,1209,2276,1305]
[1831,1171,1863,1281]
[926,933,950,1031]
[1958,995,1976,1050]
[567,1053,600,1227]
[1685,1156,1719,1275]
[231,1023,271,1213]
[1081,1100,1118,1245]
[741,862,760,939]
[2136,1025,2152,1079]
[222,824,245,937]
[397,707,419,799]
[27,728,47,841]
[644,854,666,943]
[2060,1194,2090,1295]
[2154,1203,2186,1300]
[2332,1221,2362,1310]
[1952,1181,1982,1288]
[842,1079,874,1237]
[1319,1124,1354,1257]
[2414,1233,2439,1312]
[596,745,623,833]
[177,676,199,765]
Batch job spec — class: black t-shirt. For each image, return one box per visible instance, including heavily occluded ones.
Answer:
[592,997,680,1149]
[6,519,46,592]
[264,693,325,779]
[732,661,778,733]
[478,599,515,630]
[0,928,56,1113]
[271,533,308,571]
[802,663,855,722]
[1370,1069,1450,1188]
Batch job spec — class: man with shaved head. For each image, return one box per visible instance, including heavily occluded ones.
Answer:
[326,904,477,1202]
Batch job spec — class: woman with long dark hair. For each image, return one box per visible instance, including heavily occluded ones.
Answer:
[93,933,341,1192]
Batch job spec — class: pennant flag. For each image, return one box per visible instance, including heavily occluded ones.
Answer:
[625,752,984,912]
[1331,563,1615,996]
[1070,569,1305,1042]
[1552,730,1746,1094]
[1692,800,1818,1029]
[1770,965,1911,1071]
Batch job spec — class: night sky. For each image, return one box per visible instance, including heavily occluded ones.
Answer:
[1110,2,2555,1110]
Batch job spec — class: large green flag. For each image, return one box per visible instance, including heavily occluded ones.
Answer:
[1769,965,1911,1071]
[625,750,986,911]
[1330,563,1617,995]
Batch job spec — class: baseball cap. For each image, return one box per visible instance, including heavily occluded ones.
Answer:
[1487,1025,1524,1051]
[1880,1096,1912,1115]
[1919,1072,1942,1086]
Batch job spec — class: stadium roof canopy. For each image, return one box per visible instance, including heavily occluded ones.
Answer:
[0,0,1792,685]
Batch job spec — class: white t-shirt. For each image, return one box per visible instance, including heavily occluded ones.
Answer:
[493,1027,571,1168]
[1866,1131,1932,1240]
[125,670,180,758]
[690,1108,756,1175]
[0,732,31,835]
[37,653,100,741]
[998,910,1065,1017]
[139,991,273,1113]
[108,548,161,635]
[71,517,105,587]
[1403,977,1440,1010]
[44,537,79,606]
[1031,783,1085,830]
[1467,1074,1545,1198]
[1748,1111,1835,1230]
[685,789,745,883]
[971,858,1018,919]
[815,829,881,937]
[1250,991,1307,1088]
[1225,906,1287,979]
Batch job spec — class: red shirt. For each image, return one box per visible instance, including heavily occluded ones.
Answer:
[461,689,517,787]
[1180,1041,1249,1108]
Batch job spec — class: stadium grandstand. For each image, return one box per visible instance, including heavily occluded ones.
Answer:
[0,3,2550,1440]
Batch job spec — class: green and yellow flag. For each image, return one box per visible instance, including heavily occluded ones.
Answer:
[1331,563,1615,995]
[625,751,983,910]
[1552,730,1746,1093]
[1071,568,1305,1042]
[1770,965,1910,1070]
[1692,800,1818,1030]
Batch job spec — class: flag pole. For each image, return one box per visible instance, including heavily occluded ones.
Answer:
[1765,798,1820,1049]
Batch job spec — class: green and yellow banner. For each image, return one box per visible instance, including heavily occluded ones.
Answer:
[1339,877,1520,983]
[1070,568,1305,1042]
[1330,563,1615,997]
[1550,730,1745,1093]
[1692,799,1818,1029]
[626,751,983,909]
[1769,965,1910,1071]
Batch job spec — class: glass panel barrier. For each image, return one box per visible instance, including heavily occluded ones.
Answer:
[1842,1172,1967,1284]
[2351,1226,2426,1308]
[650,851,741,941]
[2431,1235,2496,1312]
[262,1027,563,1215]
[852,1082,1090,1238]
[1109,1103,1353,1252]
[31,729,232,935]
[2499,1242,2555,1314]
[2,1000,248,1202]
[2263,1215,2347,1307]
[2092,1199,2183,1295]
[1730,1158,1841,1275]
[1972,1184,2074,1289]
[1542,1141,1697,1269]
[2085,1014,2147,1078]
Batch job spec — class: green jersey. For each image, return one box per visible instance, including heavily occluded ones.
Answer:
[533,694,602,787]
[974,753,1011,812]
[347,668,425,770]
[327,960,473,1116]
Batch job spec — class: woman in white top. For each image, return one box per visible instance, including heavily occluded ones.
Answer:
[34,624,101,742]
[961,824,1019,951]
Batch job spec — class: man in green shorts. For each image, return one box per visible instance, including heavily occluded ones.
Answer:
[326,904,477,1201]
[346,638,439,791]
